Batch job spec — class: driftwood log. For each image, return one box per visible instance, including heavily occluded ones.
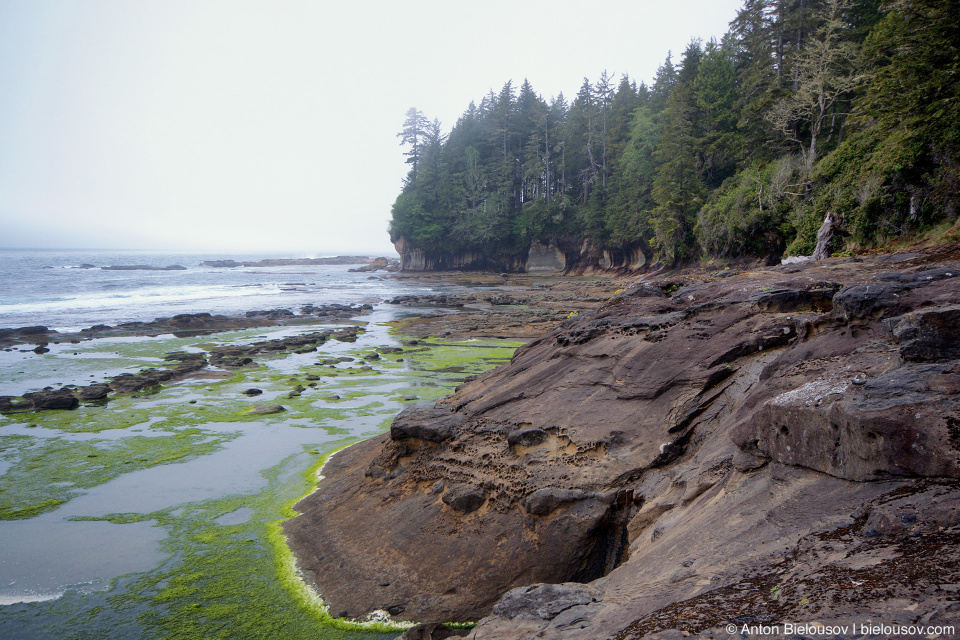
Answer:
[812,210,839,260]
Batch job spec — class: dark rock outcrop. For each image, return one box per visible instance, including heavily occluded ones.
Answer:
[1,306,371,348]
[22,389,79,411]
[78,384,111,401]
[284,248,960,638]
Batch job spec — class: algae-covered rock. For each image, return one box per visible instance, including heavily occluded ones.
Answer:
[249,404,285,415]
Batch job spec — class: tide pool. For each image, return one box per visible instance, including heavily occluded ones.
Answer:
[0,310,520,638]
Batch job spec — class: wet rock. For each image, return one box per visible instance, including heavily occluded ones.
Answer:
[79,384,111,401]
[16,326,51,335]
[22,389,78,411]
[245,308,294,319]
[243,388,263,396]
[0,396,32,413]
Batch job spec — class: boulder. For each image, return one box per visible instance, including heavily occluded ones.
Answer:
[22,389,78,411]
[79,384,111,401]
[831,282,908,321]
[506,428,548,446]
[888,305,960,362]
[441,484,487,513]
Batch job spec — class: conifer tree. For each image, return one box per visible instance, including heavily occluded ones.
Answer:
[398,107,430,182]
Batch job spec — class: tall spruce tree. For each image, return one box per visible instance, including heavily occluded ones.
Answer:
[398,107,430,182]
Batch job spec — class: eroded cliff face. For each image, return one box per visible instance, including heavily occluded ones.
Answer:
[393,237,526,272]
[283,248,960,638]
[392,236,650,274]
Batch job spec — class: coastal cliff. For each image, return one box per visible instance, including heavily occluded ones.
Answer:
[393,236,649,274]
[284,246,960,638]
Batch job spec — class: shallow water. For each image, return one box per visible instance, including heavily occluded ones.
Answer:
[0,304,520,638]
[0,515,166,603]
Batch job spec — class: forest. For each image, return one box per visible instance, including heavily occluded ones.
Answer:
[389,0,960,268]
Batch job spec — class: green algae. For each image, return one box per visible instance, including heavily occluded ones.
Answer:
[100,445,400,640]
[0,322,522,638]
[0,430,235,520]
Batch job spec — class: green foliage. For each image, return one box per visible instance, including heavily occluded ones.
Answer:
[606,107,658,246]
[696,159,799,257]
[389,0,960,264]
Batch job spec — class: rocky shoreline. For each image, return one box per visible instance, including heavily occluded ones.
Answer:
[284,245,960,639]
[0,275,615,415]
[0,304,373,413]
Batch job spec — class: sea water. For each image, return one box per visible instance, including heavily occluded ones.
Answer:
[0,249,518,639]
[0,248,423,331]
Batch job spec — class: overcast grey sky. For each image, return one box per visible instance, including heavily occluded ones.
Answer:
[0,0,744,255]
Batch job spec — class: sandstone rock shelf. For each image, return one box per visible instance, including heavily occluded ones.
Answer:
[284,246,960,639]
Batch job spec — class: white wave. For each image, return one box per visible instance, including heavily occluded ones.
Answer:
[0,592,63,605]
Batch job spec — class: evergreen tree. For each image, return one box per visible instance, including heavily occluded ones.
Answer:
[387,0,959,265]
[649,52,678,114]
[398,107,430,182]
[650,41,706,261]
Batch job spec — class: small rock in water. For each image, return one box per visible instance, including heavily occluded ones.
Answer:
[249,404,285,415]
[243,388,263,396]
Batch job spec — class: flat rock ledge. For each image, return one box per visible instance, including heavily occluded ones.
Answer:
[283,248,960,639]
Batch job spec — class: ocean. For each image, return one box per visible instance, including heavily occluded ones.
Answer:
[0,248,519,639]
[0,249,423,332]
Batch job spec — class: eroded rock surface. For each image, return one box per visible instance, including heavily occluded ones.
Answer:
[283,249,960,638]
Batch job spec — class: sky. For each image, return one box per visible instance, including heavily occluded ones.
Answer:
[0,0,744,256]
